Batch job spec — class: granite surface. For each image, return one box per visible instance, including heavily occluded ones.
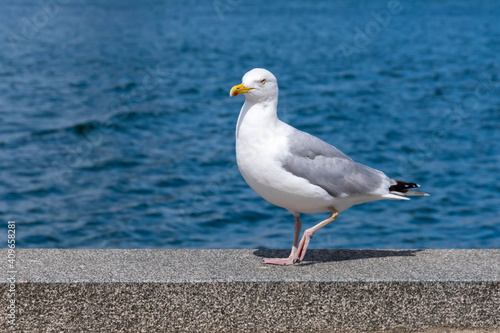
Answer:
[0,249,499,332]
[2,249,500,283]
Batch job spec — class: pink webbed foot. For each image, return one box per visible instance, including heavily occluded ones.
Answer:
[262,256,297,266]
[262,230,315,266]
[262,210,337,266]
[296,229,314,262]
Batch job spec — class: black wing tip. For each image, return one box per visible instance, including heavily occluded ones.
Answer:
[389,179,420,192]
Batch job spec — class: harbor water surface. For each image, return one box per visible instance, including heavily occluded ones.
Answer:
[1,0,499,249]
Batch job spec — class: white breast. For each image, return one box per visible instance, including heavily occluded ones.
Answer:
[236,110,335,214]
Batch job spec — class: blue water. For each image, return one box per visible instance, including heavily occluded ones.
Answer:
[1,0,499,249]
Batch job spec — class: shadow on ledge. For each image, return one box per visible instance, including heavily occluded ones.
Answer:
[253,249,423,266]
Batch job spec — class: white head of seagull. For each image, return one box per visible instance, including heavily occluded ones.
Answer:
[230,68,278,105]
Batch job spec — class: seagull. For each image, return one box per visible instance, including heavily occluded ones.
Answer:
[230,68,428,266]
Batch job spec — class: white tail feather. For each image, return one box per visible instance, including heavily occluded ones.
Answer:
[382,193,410,200]
[389,190,430,197]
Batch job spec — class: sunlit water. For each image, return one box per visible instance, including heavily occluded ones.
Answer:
[1,0,499,249]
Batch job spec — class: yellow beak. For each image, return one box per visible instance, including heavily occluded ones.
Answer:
[230,83,253,97]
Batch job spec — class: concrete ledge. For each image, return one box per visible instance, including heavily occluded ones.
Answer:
[1,249,499,332]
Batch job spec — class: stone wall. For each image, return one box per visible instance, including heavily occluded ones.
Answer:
[1,249,499,332]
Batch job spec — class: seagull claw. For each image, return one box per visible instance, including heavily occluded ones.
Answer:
[262,257,296,266]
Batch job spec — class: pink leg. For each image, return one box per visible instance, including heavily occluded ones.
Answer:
[262,212,302,266]
[296,208,339,263]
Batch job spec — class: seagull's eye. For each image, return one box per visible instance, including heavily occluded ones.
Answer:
[260,79,266,85]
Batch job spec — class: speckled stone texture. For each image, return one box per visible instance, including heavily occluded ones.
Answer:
[1,249,499,332]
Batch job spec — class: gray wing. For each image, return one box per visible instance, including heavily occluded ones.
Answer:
[282,130,388,197]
